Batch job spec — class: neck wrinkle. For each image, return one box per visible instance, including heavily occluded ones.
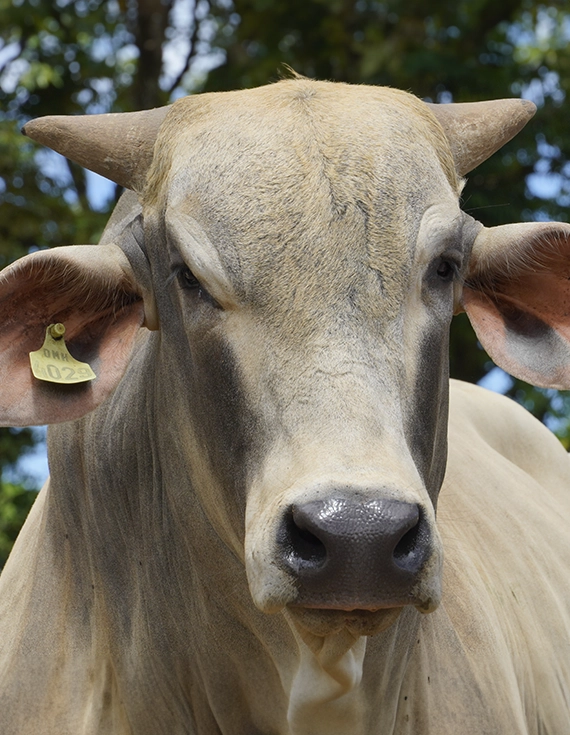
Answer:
[283,612,368,735]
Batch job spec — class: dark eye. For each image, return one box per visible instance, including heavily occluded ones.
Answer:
[174,266,220,308]
[179,267,200,290]
[436,260,455,282]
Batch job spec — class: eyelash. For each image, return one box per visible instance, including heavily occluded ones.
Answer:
[169,265,220,307]
[178,266,201,290]
[167,265,201,290]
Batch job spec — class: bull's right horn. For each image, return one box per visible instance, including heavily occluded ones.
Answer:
[22,106,170,192]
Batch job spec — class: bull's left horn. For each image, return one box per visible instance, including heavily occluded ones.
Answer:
[22,107,170,191]
[427,98,536,176]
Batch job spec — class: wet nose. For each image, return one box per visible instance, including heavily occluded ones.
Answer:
[277,495,431,609]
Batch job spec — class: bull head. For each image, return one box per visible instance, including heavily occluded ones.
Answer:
[3,81,569,650]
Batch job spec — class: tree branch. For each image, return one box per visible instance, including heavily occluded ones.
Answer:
[133,0,173,109]
[166,0,208,95]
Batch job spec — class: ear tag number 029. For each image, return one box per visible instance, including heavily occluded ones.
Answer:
[29,324,96,384]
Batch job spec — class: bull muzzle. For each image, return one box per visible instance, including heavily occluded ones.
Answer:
[245,470,443,636]
[277,495,431,611]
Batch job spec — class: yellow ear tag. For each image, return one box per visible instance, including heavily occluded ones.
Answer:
[29,323,96,384]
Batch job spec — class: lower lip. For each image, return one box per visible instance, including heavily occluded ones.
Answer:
[296,602,406,612]
[288,606,404,636]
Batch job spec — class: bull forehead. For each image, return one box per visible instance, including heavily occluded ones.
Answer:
[148,80,460,321]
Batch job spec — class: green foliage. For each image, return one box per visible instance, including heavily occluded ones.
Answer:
[0,481,37,568]
[0,428,37,568]
[0,427,34,467]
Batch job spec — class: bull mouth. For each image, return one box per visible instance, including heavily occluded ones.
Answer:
[288,605,404,637]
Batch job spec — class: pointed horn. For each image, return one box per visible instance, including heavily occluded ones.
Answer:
[22,107,171,191]
[427,98,536,176]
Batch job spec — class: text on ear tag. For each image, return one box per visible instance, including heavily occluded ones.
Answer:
[29,324,96,384]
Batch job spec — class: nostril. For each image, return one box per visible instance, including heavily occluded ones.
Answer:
[393,522,420,561]
[392,510,428,573]
[279,509,327,572]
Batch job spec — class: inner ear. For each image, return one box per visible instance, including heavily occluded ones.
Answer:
[462,223,570,389]
[0,246,145,426]
[466,224,570,340]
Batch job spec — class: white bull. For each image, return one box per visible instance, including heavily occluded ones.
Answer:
[1,78,570,735]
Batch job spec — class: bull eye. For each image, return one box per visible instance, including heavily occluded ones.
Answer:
[436,259,455,282]
[175,266,201,291]
[179,266,200,290]
[173,265,220,308]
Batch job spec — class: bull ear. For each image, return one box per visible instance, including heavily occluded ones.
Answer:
[0,244,146,426]
[462,221,570,389]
